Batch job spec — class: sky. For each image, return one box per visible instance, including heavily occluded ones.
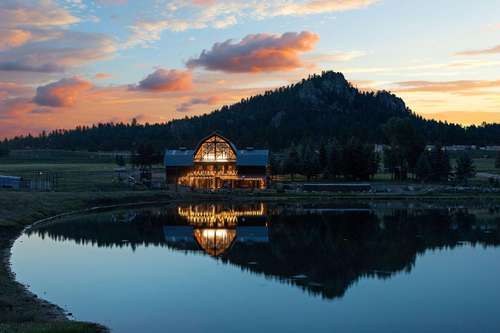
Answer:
[1,0,500,139]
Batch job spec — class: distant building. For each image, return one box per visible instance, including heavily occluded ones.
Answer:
[164,132,269,189]
[0,175,22,189]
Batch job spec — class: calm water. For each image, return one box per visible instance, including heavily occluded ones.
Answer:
[11,202,500,333]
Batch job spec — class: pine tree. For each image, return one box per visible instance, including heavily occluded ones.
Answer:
[284,145,300,181]
[318,142,328,174]
[415,152,431,182]
[300,144,320,181]
[115,155,126,167]
[455,153,476,183]
[429,145,451,182]
[327,141,343,179]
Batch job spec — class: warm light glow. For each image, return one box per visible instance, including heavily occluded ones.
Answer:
[177,203,265,226]
[193,228,237,256]
[193,134,237,163]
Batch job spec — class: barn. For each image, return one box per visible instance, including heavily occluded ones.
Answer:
[164,132,269,189]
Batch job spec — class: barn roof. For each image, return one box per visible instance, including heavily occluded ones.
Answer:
[236,149,269,166]
[164,149,269,167]
[164,149,195,167]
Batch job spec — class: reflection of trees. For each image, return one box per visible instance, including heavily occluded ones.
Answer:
[29,210,171,251]
[222,209,500,299]
[29,206,500,300]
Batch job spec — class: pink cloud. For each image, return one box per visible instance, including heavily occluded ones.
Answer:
[94,72,112,79]
[33,77,93,107]
[95,0,128,5]
[176,96,220,112]
[0,31,116,73]
[187,31,319,73]
[191,0,216,5]
[456,45,500,56]
[0,29,32,51]
[136,69,193,92]
[0,2,79,28]
[395,80,500,94]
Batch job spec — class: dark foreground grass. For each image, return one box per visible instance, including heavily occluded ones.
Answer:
[0,322,107,333]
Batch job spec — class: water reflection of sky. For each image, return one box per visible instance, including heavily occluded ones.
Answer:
[11,203,500,333]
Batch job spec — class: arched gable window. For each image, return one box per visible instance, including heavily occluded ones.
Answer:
[193,134,237,162]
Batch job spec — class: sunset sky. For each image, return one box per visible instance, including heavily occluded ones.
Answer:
[1,0,500,138]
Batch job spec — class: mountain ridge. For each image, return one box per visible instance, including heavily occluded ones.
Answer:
[4,71,500,151]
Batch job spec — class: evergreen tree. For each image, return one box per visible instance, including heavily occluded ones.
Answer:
[327,141,343,179]
[341,138,378,180]
[382,117,425,180]
[415,152,432,182]
[318,142,328,174]
[0,143,9,158]
[299,143,320,181]
[284,145,300,181]
[269,153,282,177]
[131,144,157,182]
[429,145,451,182]
[115,155,126,167]
[455,153,476,183]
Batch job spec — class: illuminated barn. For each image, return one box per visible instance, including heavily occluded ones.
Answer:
[164,132,269,189]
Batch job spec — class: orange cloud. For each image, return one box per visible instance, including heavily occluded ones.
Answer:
[422,112,500,126]
[0,29,32,51]
[176,96,220,112]
[33,77,93,107]
[135,69,193,92]
[394,80,500,94]
[456,45,500,56]
[94,72,112,79]
[187,31,319,73]
[276,0,380,15]
[0,2,79,28]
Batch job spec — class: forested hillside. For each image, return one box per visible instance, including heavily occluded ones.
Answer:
[3,71,500,151]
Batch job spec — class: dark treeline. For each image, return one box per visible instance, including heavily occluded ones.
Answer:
[270,117,483,183]
[3,71,500,152]
[272,138,379,181]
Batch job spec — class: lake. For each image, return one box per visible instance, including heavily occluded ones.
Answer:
[11,202,500,333]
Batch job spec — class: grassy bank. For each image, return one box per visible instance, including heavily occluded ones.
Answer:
[0,322,106,333]
[0,190,175,333]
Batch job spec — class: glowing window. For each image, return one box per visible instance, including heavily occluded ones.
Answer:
[193,134,237,163]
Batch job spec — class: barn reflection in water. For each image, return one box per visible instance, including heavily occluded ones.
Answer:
[28,202,500,300]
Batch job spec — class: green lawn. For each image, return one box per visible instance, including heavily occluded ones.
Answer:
[0,322,106,333]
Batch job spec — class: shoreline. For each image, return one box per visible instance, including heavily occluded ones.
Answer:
[0,227,68,322]
[1,191,500,332]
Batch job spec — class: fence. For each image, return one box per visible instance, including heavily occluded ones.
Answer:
[0,167,166,192]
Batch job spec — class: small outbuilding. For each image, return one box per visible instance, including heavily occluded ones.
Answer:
[0,175,22,189]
